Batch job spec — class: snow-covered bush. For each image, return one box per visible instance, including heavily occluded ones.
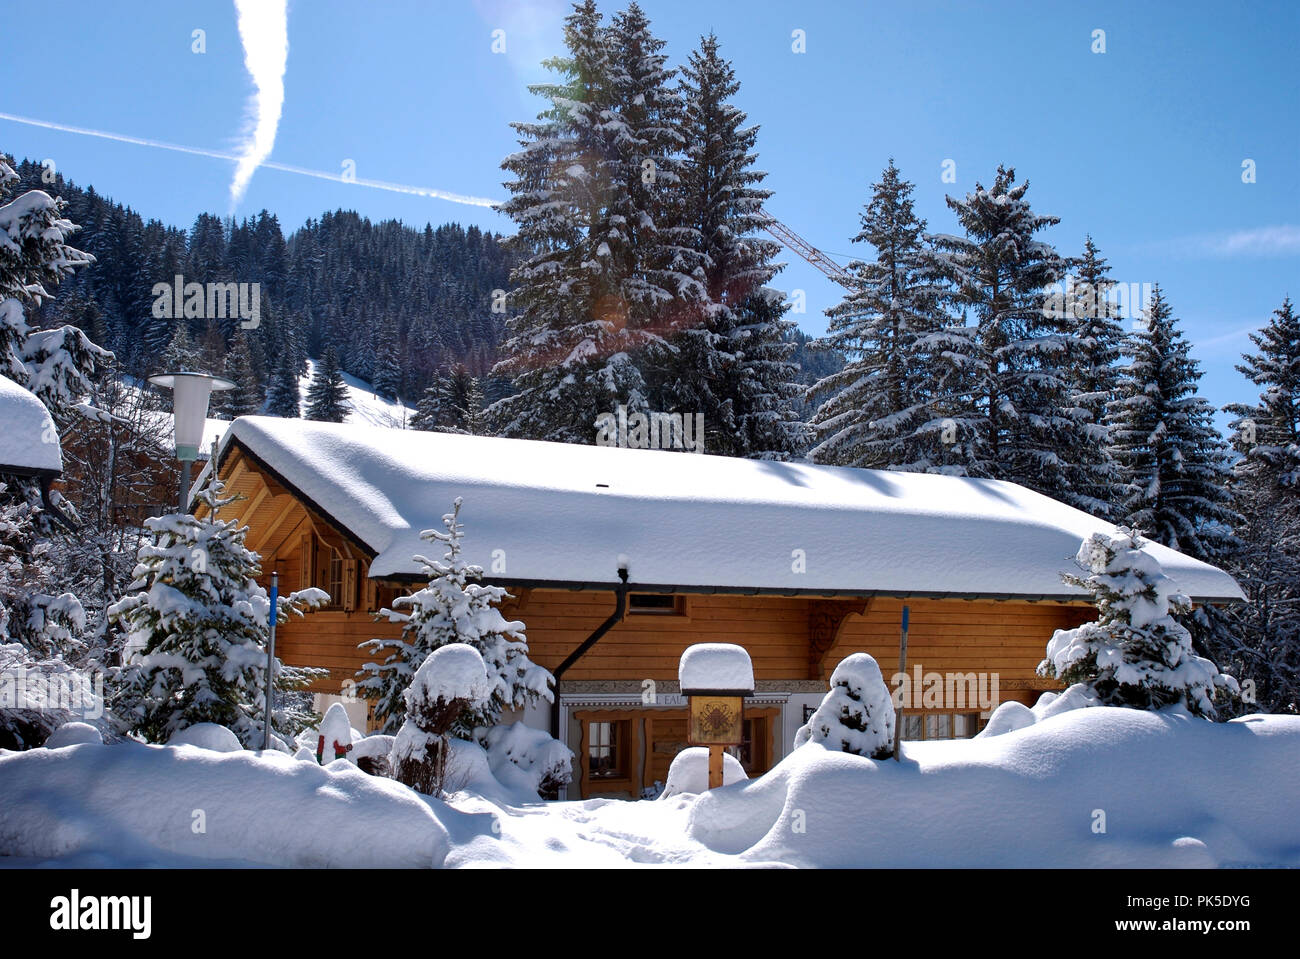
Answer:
[660,747,748,798]
[44,721,102,748]
[168,723,243,753]
[794,652,895,758]
[476,722,573,797]
[0,482,85,659]
[107,474,329,747]
[359,497,553,735]
[390,643,491,796]
[0,641,104,749]
[1038,528,1238,718]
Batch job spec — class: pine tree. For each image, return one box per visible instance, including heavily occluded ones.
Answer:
[0,151,107,424]
[304,347,349,422]
[411,372,448,432]
[491,1,703,443]
[371,313,403,401]
[159,323,201,373]
[107,475,328,746]
[927,166,1073,492]
[1109,285,1238,561]
[672,33,802,459]
[357,498,554,736]
[1038,528,1238,718]
[1216,297,1300,712]
[216,332,261,419]
[1057,237,1125,518]
[807,161,946,470]
[264,353,301,418]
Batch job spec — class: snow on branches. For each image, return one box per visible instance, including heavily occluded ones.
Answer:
[1038,528,1238,718]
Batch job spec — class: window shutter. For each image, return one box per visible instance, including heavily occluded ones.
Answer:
[299,534,314,590]
[343,559,358,612]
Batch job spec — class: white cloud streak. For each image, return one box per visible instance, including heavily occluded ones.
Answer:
[0,111,501,208]
[229,0,289,208]
[1205,225,1300,257]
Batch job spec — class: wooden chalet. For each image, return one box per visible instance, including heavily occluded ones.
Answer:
[197,416,1243,800]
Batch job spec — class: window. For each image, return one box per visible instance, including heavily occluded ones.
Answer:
[299,531,355,610]
[627,593,685,615]
[588,721,628,779]
[734,717,768,774]
[901,711,983,741]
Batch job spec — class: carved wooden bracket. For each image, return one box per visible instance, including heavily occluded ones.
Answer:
[807,598,870,680]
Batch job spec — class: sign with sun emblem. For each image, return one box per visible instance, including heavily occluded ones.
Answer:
[688,695,744,746]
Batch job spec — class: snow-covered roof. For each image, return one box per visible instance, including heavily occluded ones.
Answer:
[0,374,62,475]
[214,416,1245,602]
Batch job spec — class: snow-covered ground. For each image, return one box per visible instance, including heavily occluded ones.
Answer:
[3,707,1297,868]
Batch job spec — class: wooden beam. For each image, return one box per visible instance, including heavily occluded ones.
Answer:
[808,597,870,680]
[249,495,300,556]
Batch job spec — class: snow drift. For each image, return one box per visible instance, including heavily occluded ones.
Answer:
[687,707,1300,867]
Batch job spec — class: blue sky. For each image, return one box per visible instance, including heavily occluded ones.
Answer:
[3,0,1296,427]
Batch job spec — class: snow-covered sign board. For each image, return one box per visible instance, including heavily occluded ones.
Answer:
[208,417,1245,602]
[679,644,752,781]
[679,643,754,696]
[0,374,61,475]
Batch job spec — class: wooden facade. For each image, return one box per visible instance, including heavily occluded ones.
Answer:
[207,443,1092,799]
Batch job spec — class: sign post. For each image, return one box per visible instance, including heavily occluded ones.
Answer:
[679,643,754,790]
[263,571,278,752]
[892,604,910,762]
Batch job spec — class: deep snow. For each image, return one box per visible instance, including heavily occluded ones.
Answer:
[2,707,1296,868]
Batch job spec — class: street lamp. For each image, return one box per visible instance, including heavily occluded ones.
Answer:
[147,371,235,511]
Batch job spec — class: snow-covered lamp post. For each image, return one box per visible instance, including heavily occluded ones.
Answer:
[147,372,234,511]
[679,643,754,789]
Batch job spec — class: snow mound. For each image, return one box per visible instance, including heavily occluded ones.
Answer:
[686,707,1300,867]
[977,684,1101,739]
[977,701,1036,738]
[45,722,103,748]
[679,643,754,693]
[478,722,573,797]
[409,643,491,708]
[660,747,748,798]
[167,723,243,753]
[0,741,451,867]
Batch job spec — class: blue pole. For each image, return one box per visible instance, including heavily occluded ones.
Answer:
[263,572,278,751]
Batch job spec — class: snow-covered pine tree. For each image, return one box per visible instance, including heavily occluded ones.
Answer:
[107,474,328,747]
[1038,528,1238,718]
[793,651,895,758]
[357,498,554,736]
[371,313,403,401]
[1217,297,1300,712]
[411,372,448,432]
[1057,237,1125,518]
[669,33,801,460]
[807,160,947,470]
[1109,285,1239,562]
[490,1,702,443]
[159,323,201,374]
[0,151,109,504]
[216,332,261,419]
[926,166,1074,493]
[304,347,348,422]
[264,352,301,418]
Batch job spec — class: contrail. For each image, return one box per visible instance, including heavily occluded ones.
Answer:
[231,0,289,207]
[0,111,502,208]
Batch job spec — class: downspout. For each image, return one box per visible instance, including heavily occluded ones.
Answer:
[550,566,629,741]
